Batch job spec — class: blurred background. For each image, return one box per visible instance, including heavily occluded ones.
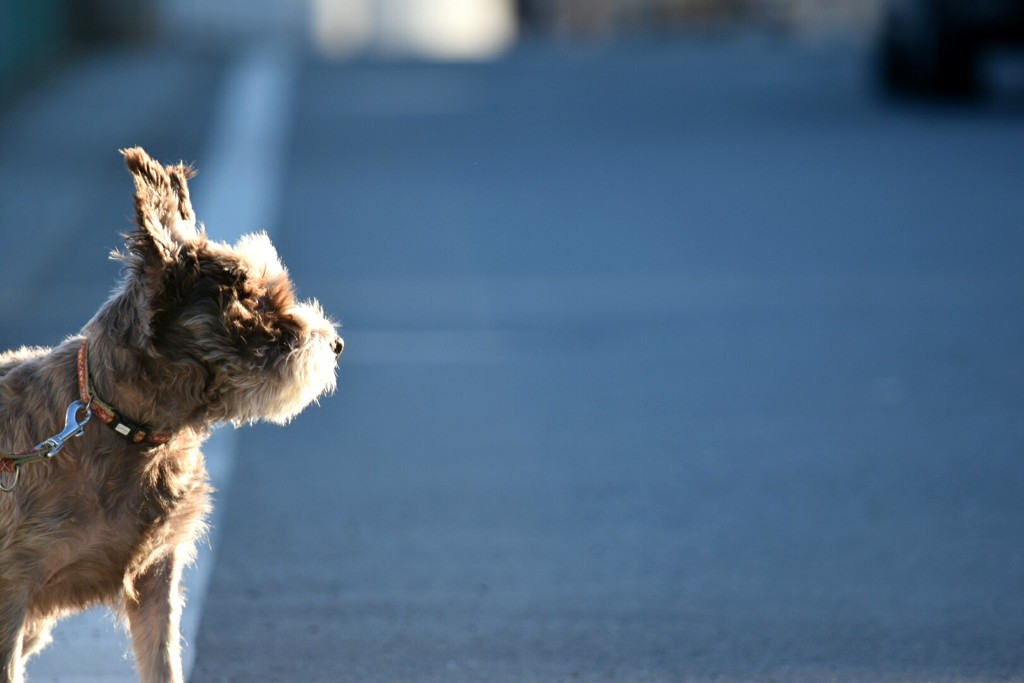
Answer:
[3,1,1024,681]
[1,0,888,87]
[3,0,883,68]
[7,0,1024,96]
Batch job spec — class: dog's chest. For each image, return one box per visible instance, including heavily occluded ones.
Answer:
[32,446,211,609]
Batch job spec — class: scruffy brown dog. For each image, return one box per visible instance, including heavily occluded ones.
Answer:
[0,148,343,683]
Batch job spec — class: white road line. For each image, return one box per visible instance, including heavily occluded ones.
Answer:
[27,43,295,683]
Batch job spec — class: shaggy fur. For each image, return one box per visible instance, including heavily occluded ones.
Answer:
[0,148,342,683]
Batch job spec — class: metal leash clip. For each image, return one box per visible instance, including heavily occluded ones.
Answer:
[36,400,92,457]
[1,401,92,492]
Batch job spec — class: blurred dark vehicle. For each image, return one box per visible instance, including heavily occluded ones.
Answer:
[879,0,1024,95]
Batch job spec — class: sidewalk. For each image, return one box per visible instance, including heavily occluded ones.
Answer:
[0,48,222,349]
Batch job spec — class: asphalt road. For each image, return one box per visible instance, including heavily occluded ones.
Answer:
[4,37,1024,682]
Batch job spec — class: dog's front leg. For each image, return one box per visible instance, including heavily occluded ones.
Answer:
[126,550,186,683]
[0,593,28,683]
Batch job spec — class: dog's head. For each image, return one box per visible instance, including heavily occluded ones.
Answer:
[85,147,342,428]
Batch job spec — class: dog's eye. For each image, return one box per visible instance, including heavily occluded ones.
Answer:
[238,291,271,317]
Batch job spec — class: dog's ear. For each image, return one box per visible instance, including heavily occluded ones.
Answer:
[121,147,200,262]
[113,147,207,346]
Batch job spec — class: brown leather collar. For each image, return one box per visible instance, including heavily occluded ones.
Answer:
[77,339,172,445]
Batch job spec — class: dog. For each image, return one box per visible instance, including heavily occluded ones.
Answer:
[0,147,343,683]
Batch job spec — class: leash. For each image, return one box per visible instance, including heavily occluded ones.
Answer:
[1,339,173,492]
[0,400,91,492]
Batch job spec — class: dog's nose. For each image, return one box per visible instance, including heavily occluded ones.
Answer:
[332,337,344,359]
